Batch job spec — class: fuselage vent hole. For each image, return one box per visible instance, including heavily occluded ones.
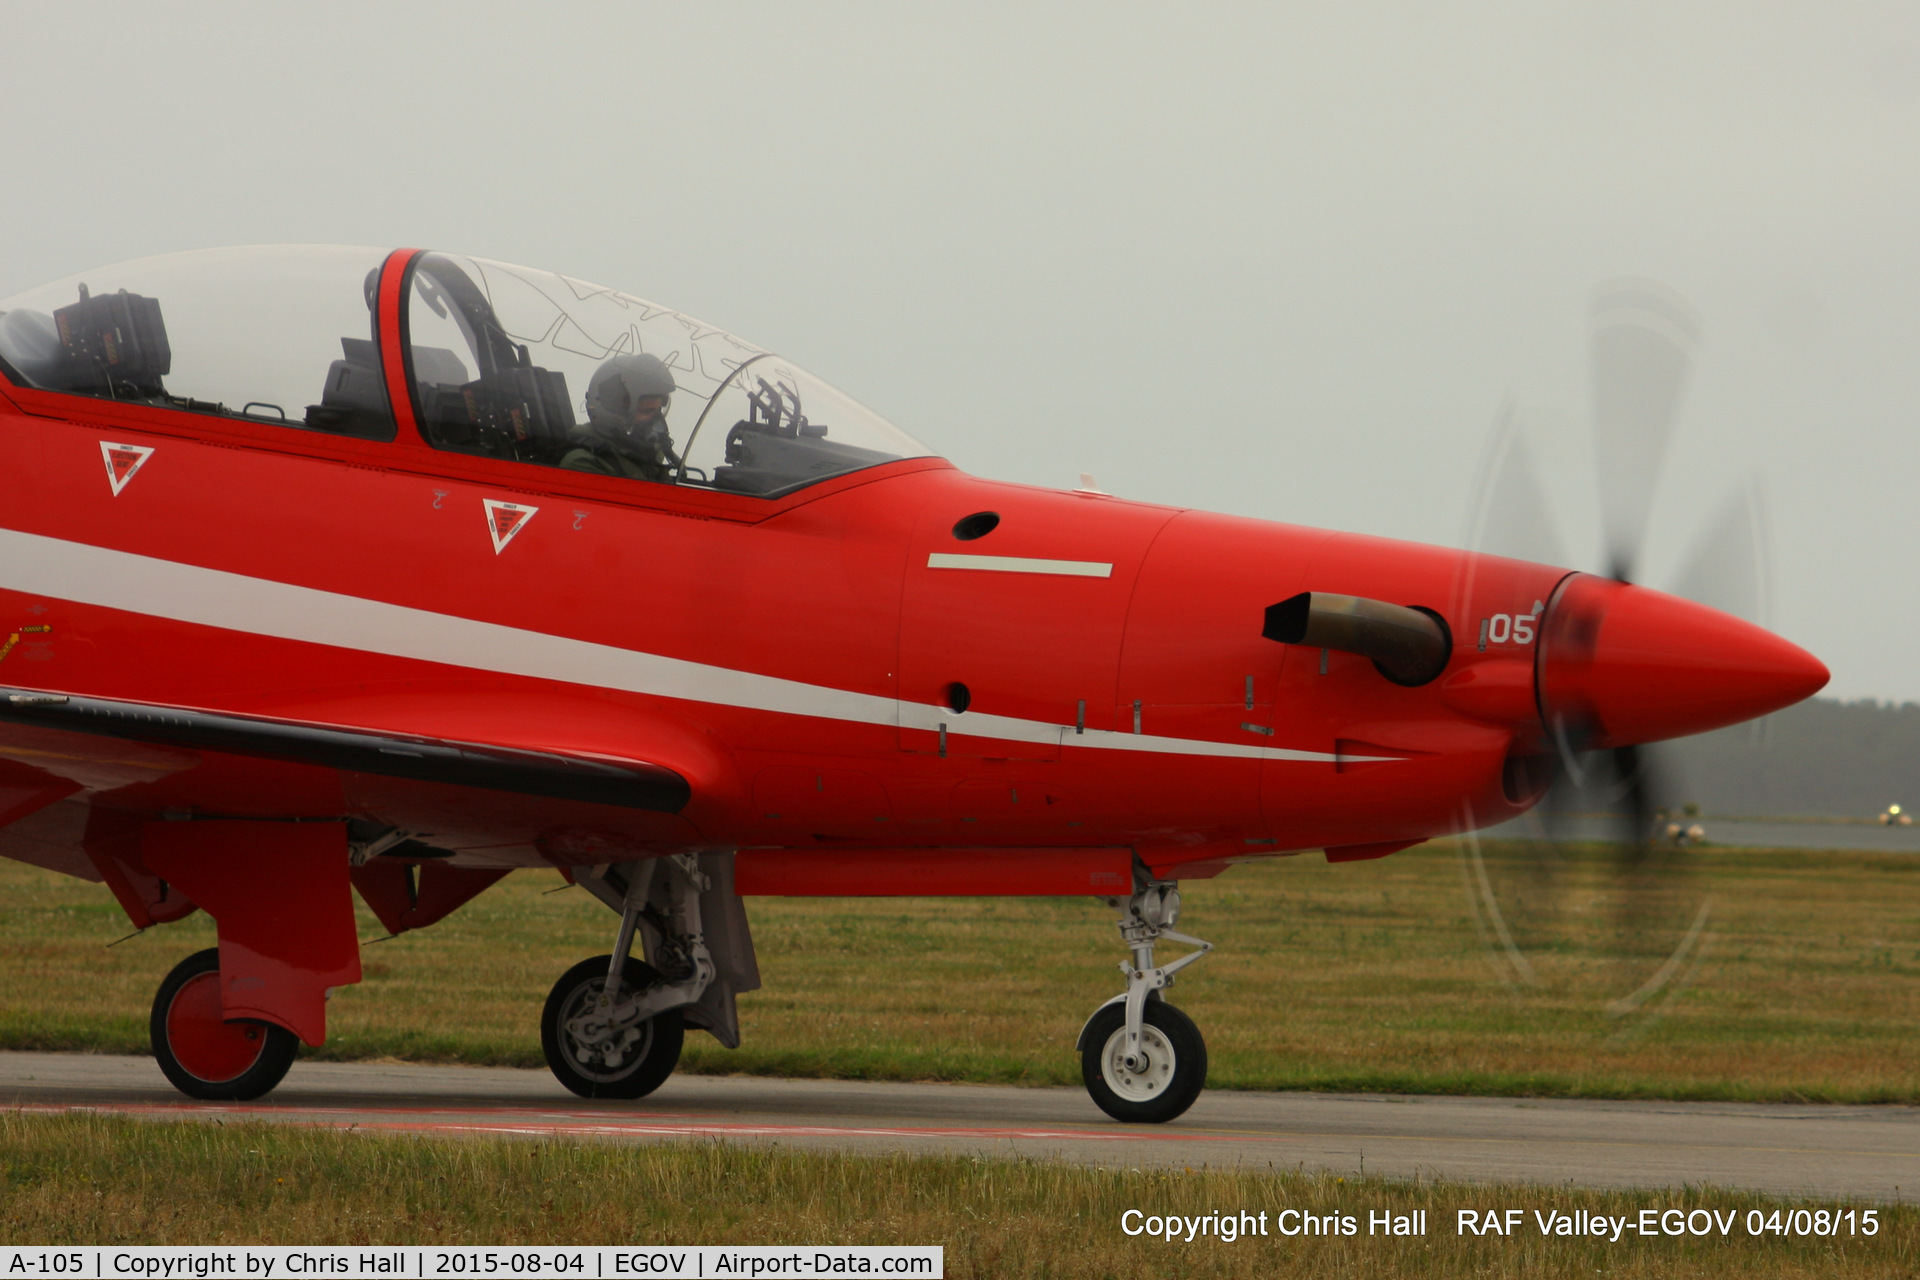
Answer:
[945,682,972,714]
[951,511,1000,541]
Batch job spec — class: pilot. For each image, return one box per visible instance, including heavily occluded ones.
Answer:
[560,353,681,482]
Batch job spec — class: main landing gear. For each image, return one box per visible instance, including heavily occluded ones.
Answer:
[149,949,298,1101]
[542,855,716,1099]
[1077,880,1212,1124]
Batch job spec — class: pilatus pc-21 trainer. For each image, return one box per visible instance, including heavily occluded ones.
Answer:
[0,248,1825,1121]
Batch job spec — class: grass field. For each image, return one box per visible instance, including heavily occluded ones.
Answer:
[2,841,1917,1102]
[0,1112,1911,1277]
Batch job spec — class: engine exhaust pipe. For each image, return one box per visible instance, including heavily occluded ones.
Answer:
[1263,592,1451,686]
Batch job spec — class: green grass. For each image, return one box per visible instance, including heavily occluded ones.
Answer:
[0,1112,1912,1277]
[3,842,1918,1102]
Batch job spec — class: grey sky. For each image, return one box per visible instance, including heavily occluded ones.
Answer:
[3,3,1915,700]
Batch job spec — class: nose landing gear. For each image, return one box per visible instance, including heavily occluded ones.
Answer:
[1076,880,1212,1124]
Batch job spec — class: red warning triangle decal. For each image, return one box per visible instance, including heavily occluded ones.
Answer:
[483,499,538,554]
[100,441,155,496]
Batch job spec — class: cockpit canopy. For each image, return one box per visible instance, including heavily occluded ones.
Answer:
[0,246,933,498]
[402,252,930,495]
[0,246,397,438]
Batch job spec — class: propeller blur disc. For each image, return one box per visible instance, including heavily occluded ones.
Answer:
[1591,278,1701,583]
[1455,278,1762,1019]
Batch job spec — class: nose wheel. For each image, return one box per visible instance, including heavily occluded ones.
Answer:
[1076,878,1212,1123]
[1079,998,1207,1124]
[150,948,298,1101]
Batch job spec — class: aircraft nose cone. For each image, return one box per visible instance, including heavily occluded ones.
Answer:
[1539,575,1829,749]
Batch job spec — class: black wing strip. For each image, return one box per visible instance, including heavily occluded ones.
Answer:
[0,688,690,813]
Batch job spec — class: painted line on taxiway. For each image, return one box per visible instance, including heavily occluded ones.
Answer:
[12,1102,1909,1159]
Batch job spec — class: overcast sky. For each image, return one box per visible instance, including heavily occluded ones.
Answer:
[3,3,1915,701]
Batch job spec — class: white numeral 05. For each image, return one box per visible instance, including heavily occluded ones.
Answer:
[1480,612,1537,647]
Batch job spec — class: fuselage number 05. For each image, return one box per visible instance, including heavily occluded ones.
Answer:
[1480,612,1537,648]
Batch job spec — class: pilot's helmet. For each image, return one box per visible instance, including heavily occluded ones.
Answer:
[586,353,676,426]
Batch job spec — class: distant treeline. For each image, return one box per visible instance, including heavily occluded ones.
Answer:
[1659,697,1920,819]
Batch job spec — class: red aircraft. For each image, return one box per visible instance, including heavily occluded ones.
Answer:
[0,247,1826,1122]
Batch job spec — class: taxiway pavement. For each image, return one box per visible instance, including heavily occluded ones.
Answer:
[3,1052,1914,1202]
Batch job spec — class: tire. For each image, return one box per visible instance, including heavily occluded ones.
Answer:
[149,948,298,1101]
[1080,999,1208,1124]
[541,954,685,1100]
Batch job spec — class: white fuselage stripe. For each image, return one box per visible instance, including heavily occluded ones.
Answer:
[926,552,1113,578]
[0,529,1340,764]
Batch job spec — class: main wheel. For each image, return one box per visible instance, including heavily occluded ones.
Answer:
[1080,999,1208,1124]
[149,948,298,1101]
[541,955,685,1100]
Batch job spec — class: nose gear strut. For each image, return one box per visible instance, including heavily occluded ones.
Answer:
[1113,881,1211,1070]
[1076,872,1213,1124]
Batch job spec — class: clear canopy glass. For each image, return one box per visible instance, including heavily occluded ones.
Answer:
[0,245,396,439]
[0,246,936,496]
[404,253,932,496]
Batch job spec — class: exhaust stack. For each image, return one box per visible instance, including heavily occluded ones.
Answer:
[1263,592,1451,687]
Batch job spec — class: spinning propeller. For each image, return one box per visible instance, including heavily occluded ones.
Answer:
[1460,279,1790,1011]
